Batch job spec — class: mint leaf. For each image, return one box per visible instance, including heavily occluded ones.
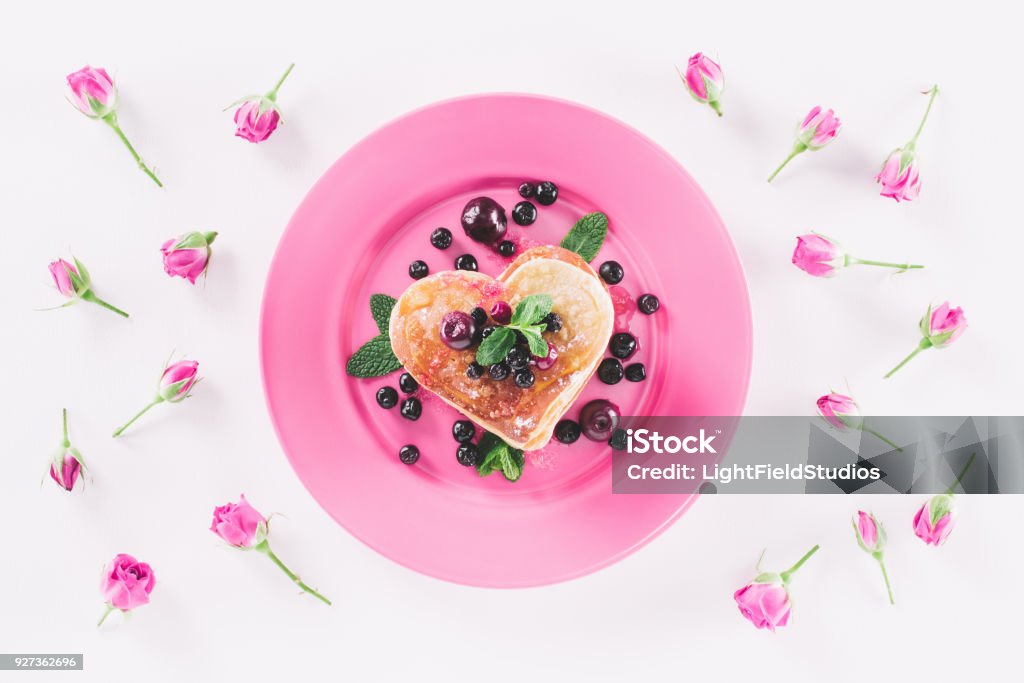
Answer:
[476,326,515,366]
[499,448,525,482]
[475,432,525,481]
[369,294,397,335]
[520,327,548,357]
[560,212,608,263]
[345,335,401,377]
[510,294,554,327]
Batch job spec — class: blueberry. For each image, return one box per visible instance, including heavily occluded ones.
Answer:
[609,333,637,359]
[480,325,496,340]
[625,363,646,382]
[466,362,484,379]
[454,253,478,271]
[598,260,624,285]
[488,362,511,381]
[430,227,453,250]
[512,201,537,226]
[409,260,429,279]
[456,443,479,467]
[506,346,530,370]
[400,397,422,421]
[637,294,660,315]
[498,240,516,257]
[452,419,476,443]
[514,368,535,388]
[554,419,581,444]
[470,306,488,327]
[399,372,418,393]
[376,386,398,409]
[399,444,420,464]
[518,182,536,198]
[608,429,628,451]
[535,181,558,206]
[542,312,562,333]
[597,358,624,384]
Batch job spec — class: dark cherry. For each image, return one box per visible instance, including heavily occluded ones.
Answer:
[470,307,488,327]
[518,181,536,198]
[609,333,637,359]
[597,358,624,384]
[452,420,476,443]
[637,294,660,315]
[554,419,582,444]
[531,341,558,371]
[535,181,558,206]
[456,443,479,467]
[497,240,516,257]
[430,227,453,250]
[542,312,562,333]
[512,201,537,226]
[598,260,624,285]
[399,372,418,393]
[608,429,628,451]
[624,363,646,382]
[488,362,510,381]
[439,311,477,350]
[399,444,420,464]
[454,253,478,271]
[514,368,535,388]
[400,397,422,421]
[466,362,484,379]
[409,260,429,280]
[490,301,512,325]
[375,386,398,409]
[578,399,620,442]
[460,196,507,244]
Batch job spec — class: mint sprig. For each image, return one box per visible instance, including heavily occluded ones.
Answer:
[476,432,526,482]
[346,294,402,378]
[475,294,553,366]
[560,211,608,263]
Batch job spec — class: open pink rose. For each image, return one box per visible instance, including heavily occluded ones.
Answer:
[679,52,724,116]
[230,64,294,144]
[211,495,266,548]
[67,66,116,118]
[98,553,155,625]
[885,301,966,378]
[734,581,791,631]
[161,231,217,284]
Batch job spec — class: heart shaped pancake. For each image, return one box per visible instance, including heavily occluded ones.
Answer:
[389,246,615,450]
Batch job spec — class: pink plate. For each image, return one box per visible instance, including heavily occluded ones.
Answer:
[260,94,751,587]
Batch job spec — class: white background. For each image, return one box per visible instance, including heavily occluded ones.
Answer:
[2,0,1021,680]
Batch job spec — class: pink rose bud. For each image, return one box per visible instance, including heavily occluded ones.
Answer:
[66,66,162,187]
[885,301,966,378]
[768,106,842,183]
[678,52,724,116]
[230,63,295,143]
[112,360,201,437]
[211,494,267,548]
[210,495,331,605]
[853,511,894,604]
[161,231,218,284]
[46,257,129,318]
[876,86,938,202]
[734,545,819,632]
[913,453,975,547]
[49,409,86,492]
[792,233,923,278]
[816,392,860,431]
[98,553,156,626]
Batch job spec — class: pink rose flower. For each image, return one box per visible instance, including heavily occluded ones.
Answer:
[768,106,842,182]
[67,66,116,118]
[112,359,201,437]
[885,301,966,378]
[210,495,331,605]
[161,231,218,284]
[49,409,86,492]
[792,233,923,278]
[46,256,129,318]
[679,52,724,116]
[734,545,818,632]
[876,86,938,202]
[853,511,894,604]
[913,495,956,546]
[816,392,859,430]
[230,63,294,144]
[211,495,266,548]
[66,65,162,187]
[98,553,155,626]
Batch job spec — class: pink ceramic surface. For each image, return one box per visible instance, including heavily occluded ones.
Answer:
[260,94,752,587]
